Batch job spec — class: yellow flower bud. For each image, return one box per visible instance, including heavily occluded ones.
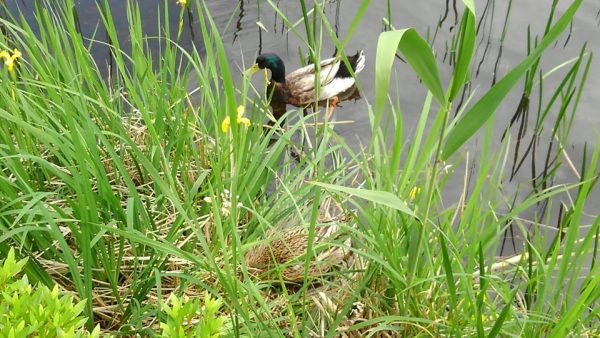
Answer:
[408,187,421,200]
[221,116,231,133]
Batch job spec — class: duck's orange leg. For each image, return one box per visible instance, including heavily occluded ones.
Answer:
[326,96,339,121]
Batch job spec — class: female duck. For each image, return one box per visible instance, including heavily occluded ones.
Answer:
[245,51,365,120]
[245,222,352,282]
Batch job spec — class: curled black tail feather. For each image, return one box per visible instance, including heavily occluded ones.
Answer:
[335,50,365,78]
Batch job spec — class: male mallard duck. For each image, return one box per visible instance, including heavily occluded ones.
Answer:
[245,222,352,283]
[245,50,365,120]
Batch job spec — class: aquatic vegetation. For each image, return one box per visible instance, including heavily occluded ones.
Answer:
[0,0,597,336]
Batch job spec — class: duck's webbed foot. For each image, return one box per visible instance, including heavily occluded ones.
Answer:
[326,96,340,121]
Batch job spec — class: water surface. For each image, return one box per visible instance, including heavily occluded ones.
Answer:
[3,0,599,252]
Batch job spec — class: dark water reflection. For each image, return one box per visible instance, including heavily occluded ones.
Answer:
[3,1,599,253]
[2,0,203,74]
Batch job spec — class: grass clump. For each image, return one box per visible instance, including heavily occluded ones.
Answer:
[0,0,598,336]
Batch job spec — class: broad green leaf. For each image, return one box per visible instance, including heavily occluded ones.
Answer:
[461,0,476,15]
[442,0,583,159]
[375,28,445,119]
[310,181,416,217]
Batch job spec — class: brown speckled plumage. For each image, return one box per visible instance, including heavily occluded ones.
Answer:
[245,223,352,282]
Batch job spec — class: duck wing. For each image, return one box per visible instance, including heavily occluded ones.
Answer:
[318,50,365,101]
[285,51,365,105]
[285,56,341,92]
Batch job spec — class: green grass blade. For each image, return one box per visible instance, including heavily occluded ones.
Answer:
[448,9,475,102]
[309,181,416,217]
[486,288,518,338]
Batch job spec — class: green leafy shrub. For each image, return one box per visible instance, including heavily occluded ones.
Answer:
[160,292,226,338]
[0,248,100,338]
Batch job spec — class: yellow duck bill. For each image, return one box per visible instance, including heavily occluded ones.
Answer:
[243,63,260,76]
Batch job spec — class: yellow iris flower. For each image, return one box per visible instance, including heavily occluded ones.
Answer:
[408,187,421,200]
[221,105,251,133]
[0,48,22,73]
[176,0,187,7]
